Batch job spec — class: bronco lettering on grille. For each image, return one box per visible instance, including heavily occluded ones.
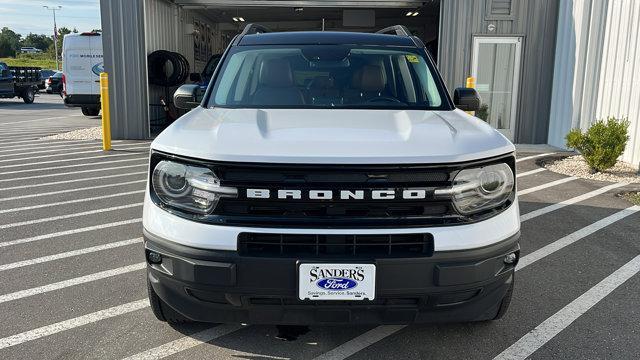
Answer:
[246,188,430,200]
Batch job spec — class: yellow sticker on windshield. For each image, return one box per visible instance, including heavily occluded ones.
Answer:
[405,55,420,63]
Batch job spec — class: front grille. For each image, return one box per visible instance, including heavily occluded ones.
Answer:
[219,200,449,217]
[149,151,516,228]
[238,233,434,258]
[215,162,461,227]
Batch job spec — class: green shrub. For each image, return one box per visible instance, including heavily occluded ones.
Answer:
[565,117,630,172]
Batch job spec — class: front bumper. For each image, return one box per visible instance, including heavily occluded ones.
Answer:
[145,229,520,325]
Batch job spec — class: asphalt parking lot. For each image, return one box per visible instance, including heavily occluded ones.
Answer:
[0,93,639,360]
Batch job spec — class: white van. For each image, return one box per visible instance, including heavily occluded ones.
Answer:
[62,32,104,116]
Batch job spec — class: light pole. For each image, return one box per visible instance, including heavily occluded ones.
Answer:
[43,5,62,70]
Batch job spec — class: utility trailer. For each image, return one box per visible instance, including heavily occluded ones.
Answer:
[0,62,41,104]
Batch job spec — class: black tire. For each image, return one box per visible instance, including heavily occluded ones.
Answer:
[81,106,100,116]
[147,278,191,324]
[22,88,35,104]
[147,50,190,86]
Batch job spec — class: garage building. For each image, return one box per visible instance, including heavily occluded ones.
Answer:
[99,0,640,167]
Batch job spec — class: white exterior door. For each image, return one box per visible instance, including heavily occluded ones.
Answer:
[471,36,522,140]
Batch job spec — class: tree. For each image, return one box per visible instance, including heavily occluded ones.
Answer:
[21,33,54,52]
[0,37,15,57]
[55,27,74,57]
[0,27,21,57]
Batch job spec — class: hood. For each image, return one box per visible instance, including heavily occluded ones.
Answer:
[152,107,514,164]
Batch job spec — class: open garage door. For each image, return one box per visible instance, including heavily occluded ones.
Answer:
[143,0,440,135]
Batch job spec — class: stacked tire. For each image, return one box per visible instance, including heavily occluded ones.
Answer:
[148,50,190,87]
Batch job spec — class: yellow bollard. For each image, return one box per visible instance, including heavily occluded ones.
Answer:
[466,76,476,89]
[100,72,111,151]
[465,76,476,116]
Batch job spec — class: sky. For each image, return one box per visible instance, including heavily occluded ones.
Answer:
[0,0,101,36]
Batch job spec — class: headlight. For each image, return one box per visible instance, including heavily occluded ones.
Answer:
[434,163,514,215]
[152,160,237,214]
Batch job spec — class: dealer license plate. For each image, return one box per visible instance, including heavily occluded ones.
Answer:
[298,263,376,301]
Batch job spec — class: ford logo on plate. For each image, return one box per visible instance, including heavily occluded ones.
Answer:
[317,277,357,290]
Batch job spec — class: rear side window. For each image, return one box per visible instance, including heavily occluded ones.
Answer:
[209,45,449,110]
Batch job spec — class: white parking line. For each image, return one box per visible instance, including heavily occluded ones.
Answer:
[0,179,146,201]
[0,190,145,214]
[515,153,555,163]
[0,127,82,136]
[0,163,147,183]
[0,238,142,271]
[122,325,246,360]
[0,125,82,132]
[0,172,147,191]
[0,124,79,130]
[313,326,407,360]
[0,138,97,148]
[518,205,640,271]
[0,262,145,304]
[518,177,577,196]
[0,141,140,157]
[0,132,91,143]
[0,145,150,163]
[0,114,84,126]
[0,203,143,230]
[0,143,104,157]
[0,218,142,248]
[0,156,148,175]
[0,147,149,169]
[0,139,102,151]
[494,254,640,360]
[521,183,628,222]
[0,299,149,350]
[516,168,546,178]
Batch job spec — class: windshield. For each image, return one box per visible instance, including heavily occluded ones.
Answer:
[207,45,449,110]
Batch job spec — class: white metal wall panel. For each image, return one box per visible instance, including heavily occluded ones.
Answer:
[548,0,640,168]
[547,0,608,148]
[595,0,640,166]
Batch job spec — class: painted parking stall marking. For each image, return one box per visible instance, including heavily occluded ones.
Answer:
[0,263,145,304]
[517,205,640,271]
[494,254,640,360]
[0,299,149,351]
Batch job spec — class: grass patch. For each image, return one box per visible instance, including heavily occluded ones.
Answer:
[0,57,59,70]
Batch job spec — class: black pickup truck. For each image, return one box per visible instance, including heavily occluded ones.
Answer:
[0,62,40,104]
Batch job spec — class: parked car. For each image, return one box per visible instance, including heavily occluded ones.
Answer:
[45,71,64,95]
[143,25,520,326]
[38,69,56,89]
[62,31,103,116]
[20,46,42,54]
[0,62,40,103]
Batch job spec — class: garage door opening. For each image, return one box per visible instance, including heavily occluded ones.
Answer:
[146,1,441,135]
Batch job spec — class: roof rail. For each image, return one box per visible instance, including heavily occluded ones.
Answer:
[376,25,411,36]
[239,23,272,37]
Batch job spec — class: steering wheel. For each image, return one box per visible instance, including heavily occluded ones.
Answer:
[366,96,404,104]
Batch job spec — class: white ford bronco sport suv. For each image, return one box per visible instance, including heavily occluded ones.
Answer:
[143,25,520,325]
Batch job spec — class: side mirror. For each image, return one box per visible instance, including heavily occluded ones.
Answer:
[453,87,481,112]
[189,72,202,82]
[173,84,201,110]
